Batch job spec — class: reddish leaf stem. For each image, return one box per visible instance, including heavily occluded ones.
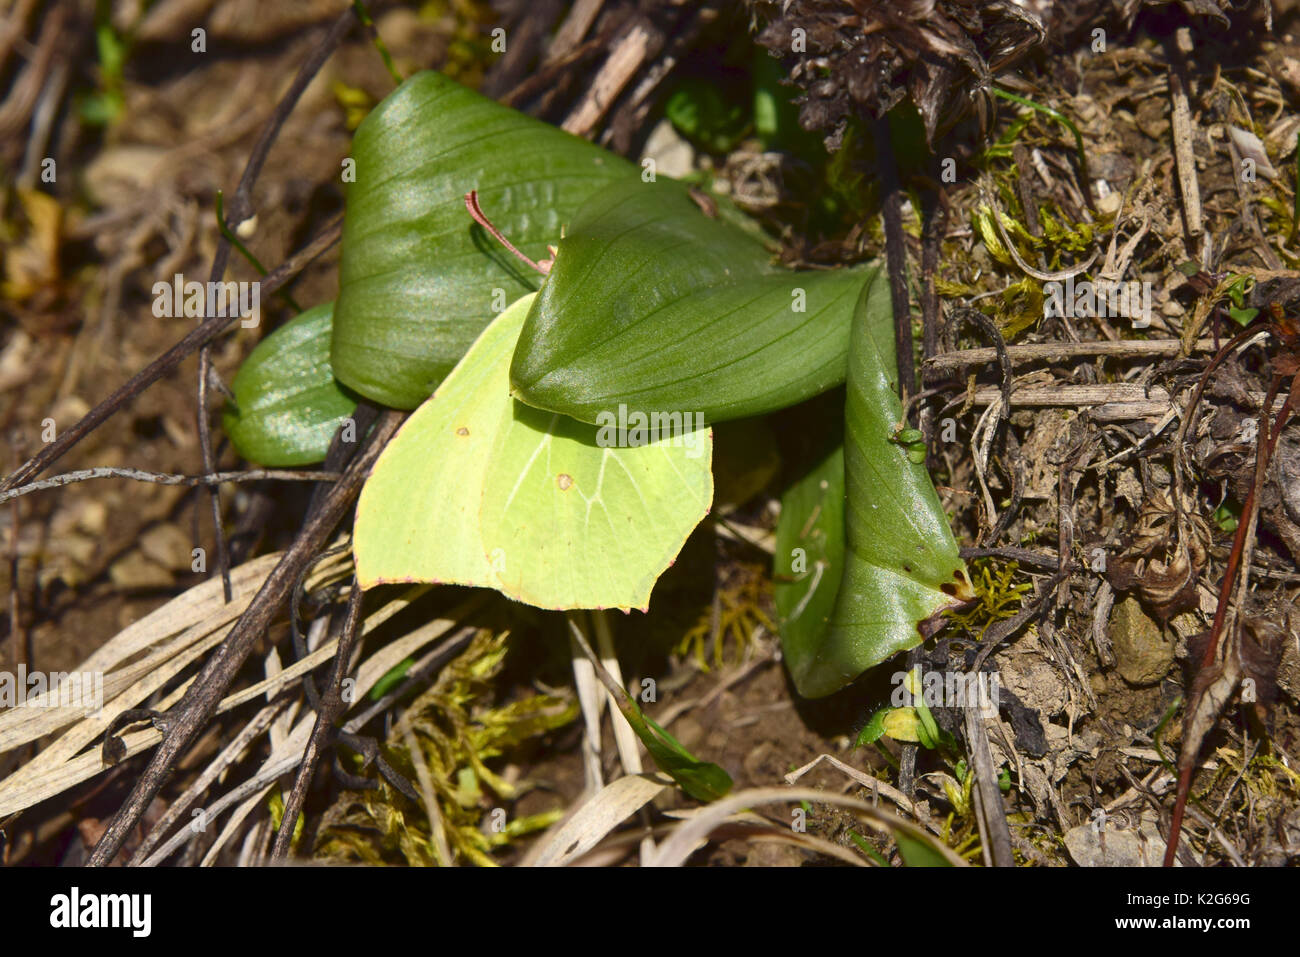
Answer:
[1164,367,1297,865]
[464,190,551,276]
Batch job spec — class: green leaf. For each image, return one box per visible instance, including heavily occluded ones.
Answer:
[856,706,891,747]
[861,706,928,744]
[78,91,124,126]
[510,178,876,425]
[95,24,126,83]
[353,294,713,611]
[776,280,973,698]
[1213,501,1240,532]
[846,829,891,866]
[752,49,817,155]
[368,657,414,701]
[895,830,955,867]
[632,708,732,802]
[904,666,942,748]
[665,77,749,153]
[567,617,731,801]
[883,707,926,744]
[773,430,845,669]
[1225,273,1252,308]
[222,303,359,466]
[332,70,637,410]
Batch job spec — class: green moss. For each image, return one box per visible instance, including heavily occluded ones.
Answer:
[315,629,577,866]
[943,559,1031,641]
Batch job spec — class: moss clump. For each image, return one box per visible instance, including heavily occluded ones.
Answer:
[315,629,577,866]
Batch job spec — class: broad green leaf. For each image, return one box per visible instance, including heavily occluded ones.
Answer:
[354,294,713,611]
[332,70,637,410]
[222,303,358,466]
[510,178,877,425]
[776,276,973,698]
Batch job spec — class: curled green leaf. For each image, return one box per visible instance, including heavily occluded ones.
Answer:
[511,178,876,424]
[776,277,973,698]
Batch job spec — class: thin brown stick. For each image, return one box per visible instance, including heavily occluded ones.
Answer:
[917,184,945,455]
[964,704,1015,867]
[560,15,659,137]
[0,219,342,496]
[1167,27,1204,241]
[950,306,1018,543]
[86,410,403,867]
[875,115,916,410]
[924,338,1223,372]
[1224,136,1284,271]
[0,467,340,506]
[0,0,39,76]
[959,546,1060,571]
[197,355,228,598]
[0,0,65,140]
[603,6,713,156]
[547,0,605,62]
[6,441,27,718]
[195,6,361,601]
[130,697,290,865]
[1057,446,1083,608]
[920,183,945,384]
[898,644,921,800]
[958,383,1286,414]
[270,579,364,861]
[1170,325,1266,529]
